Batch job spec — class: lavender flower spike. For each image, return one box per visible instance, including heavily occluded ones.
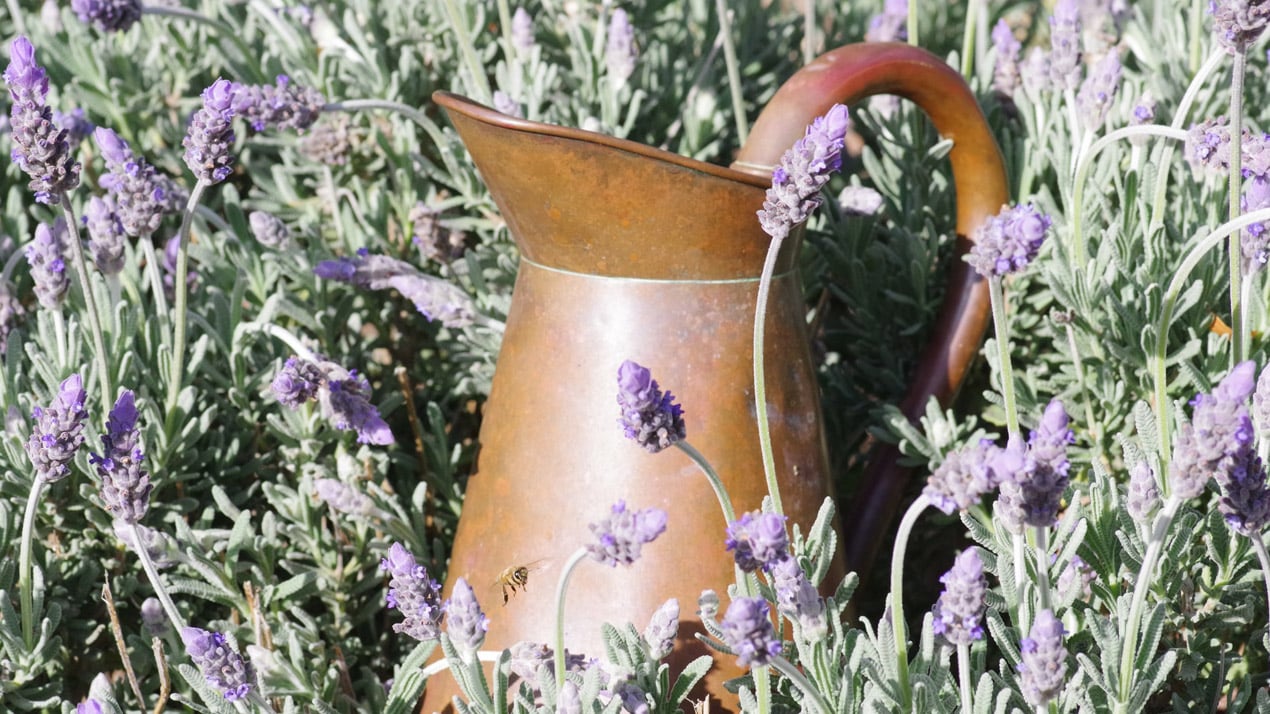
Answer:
[616,360,686,453]
[1210,0,1270,54]
[84,195,127,275]
[1017,609,1068,706]
[25,373,88,483]
[965,203,1052,278]
[511,7,535,53]
[1075,51,1122,132]
[90,390,152,524]
[1255,362,1270,431]
[71,0,142,33]
[930,548,987,646]
[380,542,444,642]
[314,251,478,328]
[4,37,81,204]
[183,78,238,184]
[923,438,1008,514]
[93,128,170,238]
[865,0,908,43]
[1185,116,1232,178]
[769,555,827,640]
[724,510,789,572]
[643,598,679,660]
[991,20,1022,97]
[445,577,490,657]
[606,9,637,86]
[321,370,394,445]
[1048,0,1082,91]
[1217,448,1270,536]
[720,597,781,668]
[181,627,255,701]
[1170,361,1257,499]
[26,219,70,309]
[248,211,291,249]
[233,75,325,133]
[1126,460,1160,520]
[585,500,668,567]
[996,399,1074,531]
[757,104,850,241]
[271,356,323,408]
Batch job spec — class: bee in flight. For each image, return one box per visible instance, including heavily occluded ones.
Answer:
[495,560,550,605]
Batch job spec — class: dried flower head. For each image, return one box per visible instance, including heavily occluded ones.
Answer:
[26,218,70,309]
[720,596,781,667]
[94,128,172,238]
[181,627,255,700]
[1075,51,1121,131]
[299,114,353,165]
[606,9,637,86]
[1018,610,1068,706]
[90,390,152,524]
[248,211,291,249]
[1210,0,1270,53]
[616,360,685,453]
[71,0,142,32]
[585,500,668,567]
[445,577,490,657]
[84,195,127,275]
[931,548,987,645]
[4,37,81,204]
[1185,116,1232,178]
[234,75,325,133]
[183,78,238,184]
[724,510,789,572]
[643,598,679,660]
[380,542,444,641]
[1048,0,1082,91]
[966,203,1053,278]
[1170,361,1257,499]
[757,104,850,241]
[26,373,88,483]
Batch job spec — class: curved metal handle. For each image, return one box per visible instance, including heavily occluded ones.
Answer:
[733,42,1009,578]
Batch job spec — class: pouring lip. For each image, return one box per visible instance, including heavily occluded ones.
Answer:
[432,91,773,191]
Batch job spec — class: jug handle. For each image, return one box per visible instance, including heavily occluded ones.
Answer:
[731,42,1009,579]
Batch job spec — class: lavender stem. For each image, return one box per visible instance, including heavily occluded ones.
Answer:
[165,180,210,420]
[18,478,47,649]
[890,494,930,712]
[61,196,113,410]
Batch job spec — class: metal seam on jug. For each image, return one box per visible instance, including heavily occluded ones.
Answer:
[519,255,797,284]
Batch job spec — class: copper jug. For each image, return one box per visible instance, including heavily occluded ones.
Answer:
[424,42,1007,711]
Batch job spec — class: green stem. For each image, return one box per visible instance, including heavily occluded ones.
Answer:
[675,441,736,524]
[1229,52,1248,365]
[18,478,47,649]
[553,547,589,696]
[323,99,450,147]
[61,197,114,410]
[989,277,1020,438]
[957,642,973,714]
[906,0,919,47]
[1034,526,1051,613]
[769,656,832,714]
[715,0,749,144]
[1117,496,1180,706]
[165,181,210,419]
[1012,530,1026,628]
[128,522,189,633]
[802,0,814,65]
[1252,535,1270,645]
[752,231,786,516]
[1188,0,1205,75]
[959,0,978,78]
[439,0,493,102]
[890,495,929,713]
[53,310,67,369]
[1063,322,1100,452]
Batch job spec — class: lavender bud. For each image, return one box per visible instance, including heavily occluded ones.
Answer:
[233,75,325,133]
[1056,555,1095,601]
[757,104,850,241]
[720,597,781,668]
[511,7,535,54]
[25,373,88,483]
[724,510,789,572]
[1126,460,1159,520]
[585,500,667,567]
[1020,47,1051,97]
[141,597,167,636]
[1170,361,1257,499]
[930,548,987,646]
[492,90,522,118]
[183,78,238,184]
[445,577,490,657]
[314,478,375,517]
[966,203,1053,278]
[997,399,1074,531]
[71,0,142,32]
[299,115,353,165]
[697,590,720,620]
[1131,93,1157,126]
[616,360,686,453]
[1048,0,1082,90]
[4,37,82,204]
[181,627,255,700]
[1243,171,1270,272]
[271,356,323,407]
[991,19,1022,97]
[115,522,177,569]
[26,219,70,309]
[508,641,553,682]
[613,681,650,714]
[643,598,679,660]
[84,195,127,275]
[605,9,637,87]
[1217,448,1270,536]
[837,185,885,216]
[1017,610,1068,706]
[557,681,581,714]
[924,438,1010,514]
[53,108,94,146]
[1210,0,1270,54]
[93,128,171,238]
[248,211,291,249]
[769,556,827,640]
[1075,51,1121,132]
[380,542,444,641]
[91,390,152,524]
[865,0,908,43]
[1185,116,1232,178]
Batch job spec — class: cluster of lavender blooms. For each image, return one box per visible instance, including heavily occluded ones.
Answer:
[248,210,292,249]
[25,374,88,483]
[71,0,143,33]
[585,500,668,567]
[719,597,781,667]
[4,37,81,204]
[380,543,490,658]
[1018,610,1068,706]
[864,0,907,43]
[25,219,69,309]
[1241,131,1270,270]
[1209,0,1270,53]
[90,391,152,524]
[409,202,467,263]
[930,548,987,645]
[757,103,850,241]
[965,203,1053,278]
[990,21,1022,98]
[94,128,181,240]
[605,9,637,87]
[997,400,1075,532]
[615,360,685,454]
[180,627,255,701]
[233,75,325,133]
[314,249,477,328]
[1184,116,1232,178]
[270,355,394,445]
[183,78,238,185]
[1048,0,1083,91]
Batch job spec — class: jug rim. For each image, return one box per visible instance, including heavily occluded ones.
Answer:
[433,91,774,191]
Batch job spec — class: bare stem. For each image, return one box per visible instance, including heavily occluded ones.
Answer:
[61,196,114,410]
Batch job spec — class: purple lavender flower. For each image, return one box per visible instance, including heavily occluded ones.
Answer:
[613,682,650,714]
[141,597,167,636]
[321,371,394,445]
[1048,0,1082,91]
[585,500,668,567]
[606,9,637,86]
[507,641,588,682]
[93,128,172,238]
[53,108,94,145]
[558,682,581,714]
[271,356,323,408]
[183,78,238,184]
[248,211,290,249]
[4,37,81,204]
[1131,93,1156,126]
[1242,140,1270,271]
[84,195,127,275]
[233,75,325,133]
[865,0,908,42]
[512,7,535,53]
[643,598,679,660]
[492,90,523,118]
[616,360,686,454]
[314,251,476,328]
[181,627,255,700]
[758,104,850,241]
[930,548,987,646]
[1057,555,1095,601]
[1216,446,1270,536]
[380,542,444,641]
[1209,0,1270,54]
[445,577,490,656]
[1126,460,1160,520]
[966,203,1053,278]
[1017,609,1068,706]
[0,283,27,354]
[996,399,1074,532]
[90,390,152,524]
[769,555,827,639]
[724,510,789,572]
[992,20,1022,97]
[314,478,375,517]
[71,0,142,32]
[1170,361,1257,499]
[26,219,70,309]
[1020,47,1051,97]
[1185,116,1232,178]
[25,373,87,483]
[838,185,885,216]
[924,438,1013,514]
[1075,51,1121,131]
[75,700,104,714]
[720,597,781,668]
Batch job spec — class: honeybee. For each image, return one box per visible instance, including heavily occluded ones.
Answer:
[494,560,550,605]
